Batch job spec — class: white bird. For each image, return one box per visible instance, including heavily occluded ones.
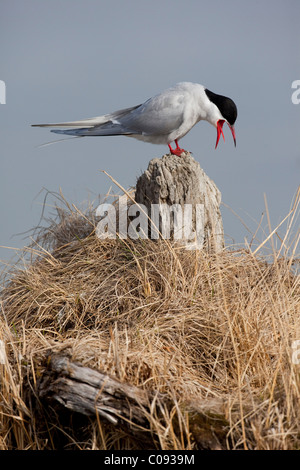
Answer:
[32,82,237,155]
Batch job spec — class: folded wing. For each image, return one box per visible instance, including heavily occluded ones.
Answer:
[32,91,185,138]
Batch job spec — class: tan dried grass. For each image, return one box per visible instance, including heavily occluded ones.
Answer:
[0,188,299,450]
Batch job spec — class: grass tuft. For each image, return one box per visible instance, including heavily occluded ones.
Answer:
[0,188,299,450]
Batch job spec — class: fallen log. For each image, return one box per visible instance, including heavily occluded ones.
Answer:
[38,354,229,449]
[39,355,152,426]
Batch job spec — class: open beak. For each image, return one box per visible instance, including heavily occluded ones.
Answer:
[228,123,236,147]
[215,119,236,149]
[215,119,225,149]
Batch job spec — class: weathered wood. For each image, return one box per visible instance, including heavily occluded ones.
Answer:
[135,152,224,251]
[38,354,230,449]
[39,355,152,428]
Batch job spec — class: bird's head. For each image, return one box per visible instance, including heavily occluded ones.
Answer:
[204,88,237,149]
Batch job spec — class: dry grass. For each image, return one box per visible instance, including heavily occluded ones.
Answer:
[0,189,299,450]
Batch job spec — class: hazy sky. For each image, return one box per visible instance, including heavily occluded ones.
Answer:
[1,0,299,267]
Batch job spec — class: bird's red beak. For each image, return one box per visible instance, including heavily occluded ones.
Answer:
[229,123,236,147]
[215,119,225,149]
[215,119,236,149]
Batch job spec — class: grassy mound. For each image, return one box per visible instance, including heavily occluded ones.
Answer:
[0,195,299,450]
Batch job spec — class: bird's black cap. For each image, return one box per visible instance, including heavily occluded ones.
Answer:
[204,88,237,126]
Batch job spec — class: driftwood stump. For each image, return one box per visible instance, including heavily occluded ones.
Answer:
[38,354,230,449]
[135,152,224,251]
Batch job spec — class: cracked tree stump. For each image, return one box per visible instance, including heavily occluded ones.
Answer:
[135,152,224,251]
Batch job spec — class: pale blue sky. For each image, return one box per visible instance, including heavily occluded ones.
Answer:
[1,0,299,266]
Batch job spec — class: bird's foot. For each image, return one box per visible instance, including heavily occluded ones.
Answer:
[168,140,186,156]
[170,147,186,156]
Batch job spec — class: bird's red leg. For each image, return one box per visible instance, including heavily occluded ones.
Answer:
[168,140,186,156]
[168,143,174,153]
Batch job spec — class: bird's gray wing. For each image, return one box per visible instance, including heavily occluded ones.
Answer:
[121,94,185,136]
[32,104,142,130]
[51,93,185,137]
